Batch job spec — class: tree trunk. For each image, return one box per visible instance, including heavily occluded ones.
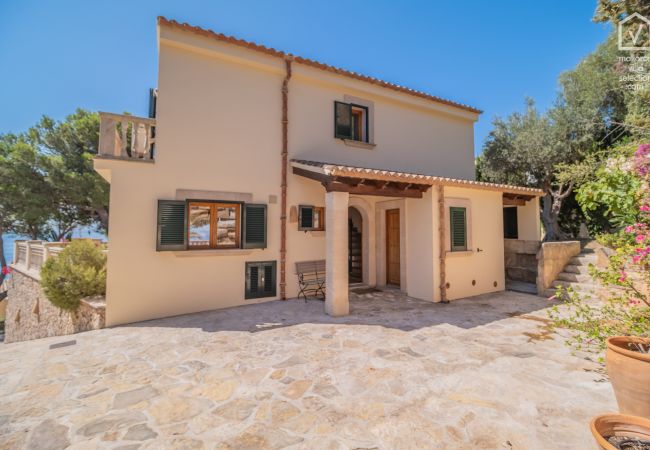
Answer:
[94,207,109,233]
[541,184,573,241]
[0,228,6,287]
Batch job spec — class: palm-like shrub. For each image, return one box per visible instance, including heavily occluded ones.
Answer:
[41,240,106,310]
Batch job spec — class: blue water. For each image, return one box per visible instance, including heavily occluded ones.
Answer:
[2,228,107,264]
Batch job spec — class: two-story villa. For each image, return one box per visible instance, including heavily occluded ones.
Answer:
[94,17,543,326]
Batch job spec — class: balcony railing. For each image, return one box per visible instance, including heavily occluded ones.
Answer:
[98,112,156,161]
[12,240,106,278]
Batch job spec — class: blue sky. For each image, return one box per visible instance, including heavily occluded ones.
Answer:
[0,0,610,155]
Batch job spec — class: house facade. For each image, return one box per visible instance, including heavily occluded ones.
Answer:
[95,17,543,326]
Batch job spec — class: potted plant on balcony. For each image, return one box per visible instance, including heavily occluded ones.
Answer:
[591,414,650,450]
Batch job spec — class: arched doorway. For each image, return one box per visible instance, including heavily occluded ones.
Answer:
[348,206,363,283]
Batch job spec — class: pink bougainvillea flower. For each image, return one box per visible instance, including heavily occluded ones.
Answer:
[625,225,635,233]
[641,204,650,212]
[618,271,627,282]
[1,266,11,275]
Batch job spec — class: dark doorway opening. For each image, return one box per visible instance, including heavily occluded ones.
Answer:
[503,207,518,239]
[348,207,363,283]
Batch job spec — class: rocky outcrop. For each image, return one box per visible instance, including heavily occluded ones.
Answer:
[4,268,105,344]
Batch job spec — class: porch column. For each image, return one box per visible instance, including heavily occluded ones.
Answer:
[325,190,349,316]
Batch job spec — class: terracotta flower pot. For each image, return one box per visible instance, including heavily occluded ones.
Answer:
[606,336,650,419]
[590,414,650,450]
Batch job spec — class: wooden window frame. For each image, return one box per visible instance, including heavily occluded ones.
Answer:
[350,104,368,143]
[298,205,325,231]
[187,201,241,250]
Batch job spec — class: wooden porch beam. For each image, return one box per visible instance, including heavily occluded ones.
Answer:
[322,182,424,198]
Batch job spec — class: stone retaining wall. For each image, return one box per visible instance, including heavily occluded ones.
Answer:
[536,241,582,295]
[504,239,541,284]
[4,268,105,344]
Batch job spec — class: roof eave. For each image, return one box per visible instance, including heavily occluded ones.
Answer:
[157,16,482,115]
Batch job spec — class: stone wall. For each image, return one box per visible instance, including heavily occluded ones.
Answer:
[536,241,581,295]
[504,239,541,284]
[4,268,105,344]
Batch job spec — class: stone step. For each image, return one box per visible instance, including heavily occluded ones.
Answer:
[557,272,593,283]
[563,264,590,274]
[569,255,597,266]
[551,279,595,288]
[544,288,596,299]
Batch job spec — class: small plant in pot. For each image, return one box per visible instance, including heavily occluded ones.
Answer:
[591,414,650,450]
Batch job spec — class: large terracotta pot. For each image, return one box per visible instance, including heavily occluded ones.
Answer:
[590,414,650,450]
[606,336,650,419]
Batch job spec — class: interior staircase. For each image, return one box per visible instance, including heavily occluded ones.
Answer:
[544,242,600,298]
[348,220,362,283]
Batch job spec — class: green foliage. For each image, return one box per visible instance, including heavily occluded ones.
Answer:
[481,99,574,189]
[548,286,650,360]
[0,109,109,241]
[576,141,645,230]
[40,240,106,311]
[548,145,650,360]
[594,0,650,24]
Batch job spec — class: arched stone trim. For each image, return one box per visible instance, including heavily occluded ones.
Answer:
[348,196,376,286]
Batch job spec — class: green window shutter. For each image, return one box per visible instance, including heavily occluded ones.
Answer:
[298,205,314,230]
[242,204,267,249]
[148,88,157,118]
[449,207,467,251]
[245,261,277,299]
[334,101,352,139]
[157,200,186,251]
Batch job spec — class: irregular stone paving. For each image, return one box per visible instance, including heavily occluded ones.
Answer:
[0,289,615,449]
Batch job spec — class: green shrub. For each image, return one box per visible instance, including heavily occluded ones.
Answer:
[41,240,106,310]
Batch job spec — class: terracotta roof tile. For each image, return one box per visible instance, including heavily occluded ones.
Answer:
[157,17,482,115]
[291,159,544,197]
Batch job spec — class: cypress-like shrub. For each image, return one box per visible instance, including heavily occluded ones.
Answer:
[40,240,106,310]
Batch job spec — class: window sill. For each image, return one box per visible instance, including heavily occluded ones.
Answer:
[341,139,376,150]
[445,250,474,257]
[172,249,256,257]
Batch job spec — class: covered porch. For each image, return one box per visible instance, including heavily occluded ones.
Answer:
[290,160,544,316]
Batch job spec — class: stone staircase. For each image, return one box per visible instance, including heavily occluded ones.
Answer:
[348,221,362,283]
[543,245,599,298]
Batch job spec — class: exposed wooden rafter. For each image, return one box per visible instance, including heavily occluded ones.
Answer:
[502,193,534,206]
[293,167,430,198]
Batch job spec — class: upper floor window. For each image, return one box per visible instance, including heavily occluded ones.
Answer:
[335,101,369,143]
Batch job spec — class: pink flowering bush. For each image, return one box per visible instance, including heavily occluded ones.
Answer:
[549,143,650,358]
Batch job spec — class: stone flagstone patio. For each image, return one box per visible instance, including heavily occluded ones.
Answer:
[0,289,615,449]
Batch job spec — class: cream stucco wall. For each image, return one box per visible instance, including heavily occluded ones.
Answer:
[517,197,541,241]
[437,187,506,301]
[97,24,511,326]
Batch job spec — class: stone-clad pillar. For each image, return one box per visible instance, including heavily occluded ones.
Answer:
[325,191,349,316]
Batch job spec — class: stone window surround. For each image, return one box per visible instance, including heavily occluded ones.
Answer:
[444,197,473,256]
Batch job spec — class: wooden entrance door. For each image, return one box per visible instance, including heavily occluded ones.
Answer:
[386,209,400,286]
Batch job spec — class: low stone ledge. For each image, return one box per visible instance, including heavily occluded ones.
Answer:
[536,241,581,295]
[4,270,105,344]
